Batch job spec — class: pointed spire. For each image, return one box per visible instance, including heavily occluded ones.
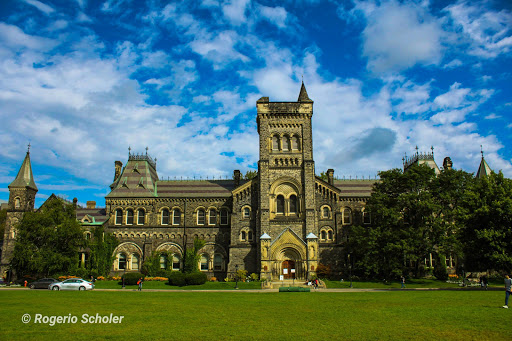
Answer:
[9,151,38,191]
[476,146,492,179]
[298,81,313,102]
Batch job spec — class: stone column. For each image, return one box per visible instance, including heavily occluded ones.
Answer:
[306,233,318,279]
[260,233,271,280]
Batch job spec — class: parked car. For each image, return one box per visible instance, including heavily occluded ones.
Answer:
[30,278,59,289]
[49,278,94,291]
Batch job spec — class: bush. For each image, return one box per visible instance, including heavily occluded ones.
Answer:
[122,272,145,285]
[185,272,207,285]
[168,271,186,287]
[209,276,217,282]
[250,273,259,281]
[434,255,448,281]
[316,263,331,279]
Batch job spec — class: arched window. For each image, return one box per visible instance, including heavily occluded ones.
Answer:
[243,207,250,219]
[272,135,280,150]
[289,195,298,214]
[115,209,123,225]
[363,210,371,224]
[291,136,300,150]
[343,208,352,225]
[276,195,285,214]
[209,209,217,225]
[172,254,181,271]
[220,209,228,225]
[161,209,170,225]
[160,254,167,269]
[323,207,330,218]
[137,209,145,225]
[173,209,181,225]
[321,230,327,240]
[248,230,253,241]
[200,254,209,271]
[126,209,134,225]
[241,231,246,241]
[132,254,139,270]
[328,230,333,240]
[85,232,91,240]
[197,209,205,225]
[118,254,127,270]
[282,136,290,151]
[214,254,223,271]
[14,197,20,209]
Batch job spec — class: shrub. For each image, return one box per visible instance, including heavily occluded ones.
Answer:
[185,272,208,285]
[122,272,144,285]
[168,271,186,287]
[316,263,331,279]
[434,255,448,281]
[250,273,259,281]
[209,276,217,282]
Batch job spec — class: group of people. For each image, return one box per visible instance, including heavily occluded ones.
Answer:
[306,279,319,289]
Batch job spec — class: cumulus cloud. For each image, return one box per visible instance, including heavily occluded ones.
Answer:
[22,0,55,15]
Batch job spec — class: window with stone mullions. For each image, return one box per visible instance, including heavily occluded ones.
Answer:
[209,209,216,225]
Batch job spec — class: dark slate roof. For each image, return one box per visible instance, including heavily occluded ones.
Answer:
[298,81,313,102]
[333,179,377,198]
[9,152,38,191]
[76,208,108,224]
[107,157,159,198]
[156,179,241,198]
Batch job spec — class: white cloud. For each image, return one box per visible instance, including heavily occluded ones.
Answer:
[22,0,55,15]
[0,23,58,51]
[356,0,443,73]
[484,113,500,120]
[444,1,512,58]
[222,0,250,26]
[257,5,288,28]
[433,82,471,109]
[443,59,463,69]
[391,80,432,115]
[189,30,249,69]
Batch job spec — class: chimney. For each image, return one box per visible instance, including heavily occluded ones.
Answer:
[114,161,123,182]
[234,170,241,187]
[327,169,334,185]
[86,201,96,209]
[72,197,78,208]
[443,157,453,171]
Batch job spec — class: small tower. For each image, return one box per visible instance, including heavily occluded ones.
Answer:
[1,147,38,276]
[476,146,492,179]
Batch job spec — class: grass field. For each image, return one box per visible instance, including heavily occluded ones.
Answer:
[0,289,509,340]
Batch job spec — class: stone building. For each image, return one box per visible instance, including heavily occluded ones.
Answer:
[4,83,489,280]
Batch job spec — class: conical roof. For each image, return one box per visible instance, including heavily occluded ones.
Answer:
[298,81,312,102]
[476,156,492,179]
[9,152,38,191]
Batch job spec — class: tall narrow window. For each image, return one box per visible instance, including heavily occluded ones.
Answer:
[243,207,250,219]
[321,231,327,240]
[197,209,205,225]
[118,254,126,270]
[220,209,228,225]
[132,254,139,270]
[137,209,145,225]
[282,136,290,151]
[272,135,280,150]
[343,208,352,225]
[248,231,253,241]
[115,209,123,225]
[323,207,330,218]
[363,210,371,224]
[173,209,181,225]
[160,254,167,269]
[328,230,333,240]
[161,209,170,225]
[209,209,217,225]
[291,136,300,150]
[126,209,134,225]
[289,195,298,214]
[276,195,285,214]
[241,231,246,241]
[214,254,223,271]
[172,254,181,271]
[200,254,208,271]
[14,198,20,209]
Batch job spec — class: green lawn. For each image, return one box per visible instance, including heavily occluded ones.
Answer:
[92,280,262,290]
[0,290,509,340]
[323,278,501,289]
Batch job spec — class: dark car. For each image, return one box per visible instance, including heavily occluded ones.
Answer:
[30,278,59,289]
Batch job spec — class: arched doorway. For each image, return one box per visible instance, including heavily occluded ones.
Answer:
[282,260,296,279]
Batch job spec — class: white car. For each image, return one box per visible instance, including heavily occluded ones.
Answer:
[49,278,94,291]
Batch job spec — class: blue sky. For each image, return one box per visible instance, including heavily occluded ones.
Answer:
[0,0,511,208]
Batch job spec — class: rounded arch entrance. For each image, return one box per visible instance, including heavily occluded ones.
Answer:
[271,245,305,280]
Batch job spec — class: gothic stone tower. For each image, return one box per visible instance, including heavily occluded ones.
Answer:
[0,150,38,276]
[257,83,319,280]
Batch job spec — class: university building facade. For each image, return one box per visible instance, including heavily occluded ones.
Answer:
[2,83,490,280]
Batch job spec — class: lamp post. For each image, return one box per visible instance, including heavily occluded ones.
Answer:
[235,264,239,290]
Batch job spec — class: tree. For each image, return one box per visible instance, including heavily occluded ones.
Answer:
[10,197,85,278]
[88,226,118,277]
[348,164,465,280]
[317,172,328,181]
[183,238,206,273]
[0,208,6,245]
[460,171,512,272]
[244,170,257,180]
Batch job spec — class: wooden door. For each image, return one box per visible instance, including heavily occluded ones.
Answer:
[282,260,295,279]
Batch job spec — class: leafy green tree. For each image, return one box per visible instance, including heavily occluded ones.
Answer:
[317,172,328,181]
[244,170,258,180]
[88,226,118,277]
[183,238,206,273]
[0,209,7,244]
[460,171,512,272]
[10,197,85,278]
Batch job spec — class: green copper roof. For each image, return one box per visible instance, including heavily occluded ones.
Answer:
[9,152,38,191]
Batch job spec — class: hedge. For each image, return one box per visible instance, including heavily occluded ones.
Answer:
[168,272,186,287]
[122,272,145,285]
[185,272,207,286]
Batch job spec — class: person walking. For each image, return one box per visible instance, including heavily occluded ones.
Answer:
[137,277,143,292]
[400,276,406,289]
[504,275,512,308]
